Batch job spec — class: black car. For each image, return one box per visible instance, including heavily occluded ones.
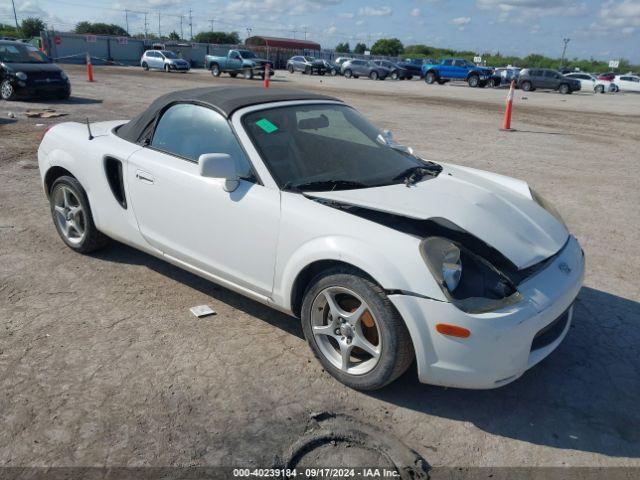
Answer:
[373,60,411,80]
[398,58,431,78]
[0,40,70,100]
[517,68,581,94]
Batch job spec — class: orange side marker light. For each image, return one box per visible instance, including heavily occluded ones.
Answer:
[436,323,471,338]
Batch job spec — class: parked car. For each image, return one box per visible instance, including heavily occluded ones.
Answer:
[287,56,326,75]
[38,86,584,391]
[341,59,390,80]
[422,58,494,87]
[141,50,190,72]
[597,72,616,82]
[563,72,614,93]
[0,39,70,100]
[517,68,581,94]
[205,49,273,80]
[321,59,339,76]
[613,74,640,93]
[490,67,521,87]
[373,60,411,80]
[398,58,427,78]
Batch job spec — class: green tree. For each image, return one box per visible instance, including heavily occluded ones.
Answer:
[371,38,404,56]
[168,30,180,41]
[0,23,19,38]
[20,17,46,38]
[74,22,129,36]
[335,42,350,53]
[354,42,367,54]
[193,31,240,44]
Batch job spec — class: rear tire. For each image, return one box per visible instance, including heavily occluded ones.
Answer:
[49,176,109,254]
[210,64,221,77]
[243,68,253,80]
[301,268,414,391]
[288,64,294,74]
[164,64,170,73]
[330,68,338,76]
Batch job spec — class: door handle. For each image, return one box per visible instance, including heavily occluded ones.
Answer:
[135,169,154,184]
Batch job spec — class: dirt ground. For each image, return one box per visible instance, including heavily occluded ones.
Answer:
[1,65,639,473]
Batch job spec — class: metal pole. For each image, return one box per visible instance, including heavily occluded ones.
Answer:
[180,16,183,40]
[11,0,19,31]
[158,11,161,38]
[144,13,148,39]
[560,37,570,67]
[189,9,193,40]
[125,10,129,35]
[210,19,214,32]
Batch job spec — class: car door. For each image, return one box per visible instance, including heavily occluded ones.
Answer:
[126,102,281,297]
[451,59,466,79]
[229,51,243,70]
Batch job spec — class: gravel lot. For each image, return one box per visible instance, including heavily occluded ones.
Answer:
[1,65,639,472]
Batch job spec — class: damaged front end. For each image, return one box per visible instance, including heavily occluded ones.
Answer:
[310,197,565,314]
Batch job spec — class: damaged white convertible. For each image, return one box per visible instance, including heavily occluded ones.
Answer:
[38,86,584,390]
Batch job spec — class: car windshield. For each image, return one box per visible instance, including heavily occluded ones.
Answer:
[162,51,178,59]
[243,104,439,191]
[238,50,256,58]
[0,43,50,63]
[304,56,314,62]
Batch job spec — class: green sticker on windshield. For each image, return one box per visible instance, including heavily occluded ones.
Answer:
[256,118,278,133]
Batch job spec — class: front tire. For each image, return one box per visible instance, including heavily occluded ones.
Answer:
[164,64,170,73]
[391,71,399,80]
[559,83,570,94]
[288,64,294,74]
[344,69,353,79]
[141,62,149,71]
[425,71,436,84]
[468,74,479,87]
[1,80,16,101]
[330,68,338,76]
[49,176,109,253]
[521,81,533,92]
[369,70,378,81]
[595,84,604,94]
[301,269,414,391]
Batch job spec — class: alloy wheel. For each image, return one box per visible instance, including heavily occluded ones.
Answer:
[53,186,87,245]
[311,286,381,375]
[1,80,13,100]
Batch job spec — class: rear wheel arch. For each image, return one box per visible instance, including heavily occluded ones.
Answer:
[44,166,75,198]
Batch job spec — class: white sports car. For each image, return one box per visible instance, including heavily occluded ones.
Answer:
[38,87,585,390]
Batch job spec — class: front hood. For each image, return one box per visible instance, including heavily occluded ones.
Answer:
[2,62,61,73]
[308,164,568,269]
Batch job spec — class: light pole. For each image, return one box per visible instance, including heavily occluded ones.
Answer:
[11,0,19,31]
[560,37,570,67]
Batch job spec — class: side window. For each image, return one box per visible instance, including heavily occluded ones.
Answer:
[151,104,255,180]
[544,70,556,78]
[443,59,453,66]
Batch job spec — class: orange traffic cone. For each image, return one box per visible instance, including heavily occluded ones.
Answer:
[86,53,94,82]
[263,63,270,88]
[501,80,515,131]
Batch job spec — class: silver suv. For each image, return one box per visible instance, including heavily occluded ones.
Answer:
[141,50,190,72]
[341,59,390,80]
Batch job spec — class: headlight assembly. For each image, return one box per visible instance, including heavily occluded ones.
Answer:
[529,187,566,227]
[15,71,27,81]
[421,237,523,314]
[60,71,68,80]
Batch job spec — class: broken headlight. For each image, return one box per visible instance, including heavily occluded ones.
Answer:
[421,237,523,314]
[529,187,566,228]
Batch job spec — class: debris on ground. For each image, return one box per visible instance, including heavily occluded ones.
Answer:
[8,112,15,118]
[189,305,217,318]
[24,109,68,118]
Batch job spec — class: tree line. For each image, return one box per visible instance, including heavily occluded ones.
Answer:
[335,39,637,73]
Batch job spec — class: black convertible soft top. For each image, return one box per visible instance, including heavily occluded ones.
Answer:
[116,86,341,144]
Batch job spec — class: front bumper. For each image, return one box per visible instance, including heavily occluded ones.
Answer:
[389,235,585,389]
[14,79,70,98]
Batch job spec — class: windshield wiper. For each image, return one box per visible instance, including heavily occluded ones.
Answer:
[284,179,369,192]
[392,163,442,186]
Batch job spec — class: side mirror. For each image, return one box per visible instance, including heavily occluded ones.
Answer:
[199,153,239,192]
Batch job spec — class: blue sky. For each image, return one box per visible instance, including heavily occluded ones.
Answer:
[2,1,639,62]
